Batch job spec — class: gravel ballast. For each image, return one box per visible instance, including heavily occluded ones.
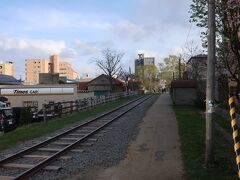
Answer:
[0,95,158,179]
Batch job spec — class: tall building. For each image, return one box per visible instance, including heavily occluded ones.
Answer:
[25,55,78,84]
[59,61,78,80]
[135,54,155,72]
[0,61,15,77]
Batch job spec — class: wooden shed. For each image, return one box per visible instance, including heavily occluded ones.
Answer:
[171,80,197,105]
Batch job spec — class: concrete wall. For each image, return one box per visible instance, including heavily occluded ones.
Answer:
[77,92,94,99]
[172,88,197,105]
[6,94,77,110]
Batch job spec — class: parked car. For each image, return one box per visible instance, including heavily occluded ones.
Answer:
[0,107,17,133]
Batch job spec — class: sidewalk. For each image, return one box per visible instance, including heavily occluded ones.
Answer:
[94,94,185,180]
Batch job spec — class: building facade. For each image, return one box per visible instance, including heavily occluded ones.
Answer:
[186,54,207,81]
[0,84,94,110]
[87,74,126,96]
[25,55,78,84]
[0,61,15,77]
[59,61,78,80]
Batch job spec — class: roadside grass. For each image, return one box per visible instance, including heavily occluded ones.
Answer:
[213,113,232,134]
[174,106,237,180]
[0,95,142,151]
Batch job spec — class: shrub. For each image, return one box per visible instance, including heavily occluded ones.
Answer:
[18,107,33,126]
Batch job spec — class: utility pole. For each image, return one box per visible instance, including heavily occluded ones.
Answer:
[205,0,216,165]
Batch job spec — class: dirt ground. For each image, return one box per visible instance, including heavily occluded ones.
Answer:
[70,94,185,180]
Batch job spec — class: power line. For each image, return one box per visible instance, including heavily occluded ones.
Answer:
[184,22,193,47]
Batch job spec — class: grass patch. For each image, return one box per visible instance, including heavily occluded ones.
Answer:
[213,113,232,134]
[0,95,142,151]
[174,106,237,180]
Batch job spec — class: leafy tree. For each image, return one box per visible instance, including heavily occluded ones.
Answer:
[135,65,158,92]
[159,55,179,86]
[189,0,240,93]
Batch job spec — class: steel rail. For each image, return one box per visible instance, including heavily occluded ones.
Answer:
[13,95,153,179]
[0,95,153,179]
[0,95,145,165]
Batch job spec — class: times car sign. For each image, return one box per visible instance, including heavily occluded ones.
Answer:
[0,87,74,96]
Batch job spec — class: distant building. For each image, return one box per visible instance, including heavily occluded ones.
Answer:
[0,61,15,77]
[135,54,155,72]
[87,74,126,96]
[186,54,207,81]
[25,55,78,84]
[0,74,21,85]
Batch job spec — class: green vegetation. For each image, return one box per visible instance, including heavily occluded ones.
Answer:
[174,106,237,180]
[0,95,141,151]
[135,64,159,92]
[159,55,179,85]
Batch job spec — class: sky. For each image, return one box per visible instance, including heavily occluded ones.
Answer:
[0,0,203,79]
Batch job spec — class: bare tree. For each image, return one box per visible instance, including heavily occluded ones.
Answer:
[118,67,132,91]
[94,48,124,91]
[181,40,204,62]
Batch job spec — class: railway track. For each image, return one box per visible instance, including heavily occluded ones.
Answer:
[0,95,153,180]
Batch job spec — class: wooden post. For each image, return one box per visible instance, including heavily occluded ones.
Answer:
[42,104,47,123]
[58,103,62,117]
[70,101,73,114]
[75,100,78,111]
[91,97,93,108]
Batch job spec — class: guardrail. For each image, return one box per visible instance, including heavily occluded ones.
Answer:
[35,91,139,122]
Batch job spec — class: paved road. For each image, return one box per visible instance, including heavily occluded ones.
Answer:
[73,94,185,180]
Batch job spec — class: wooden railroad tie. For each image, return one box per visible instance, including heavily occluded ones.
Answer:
[3,163,60,171]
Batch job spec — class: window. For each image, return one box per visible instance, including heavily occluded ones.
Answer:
[23,101,38,108]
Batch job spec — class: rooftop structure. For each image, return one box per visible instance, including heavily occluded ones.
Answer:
[25,55,78,84]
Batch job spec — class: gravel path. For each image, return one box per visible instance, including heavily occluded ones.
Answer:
[0,95,158,180]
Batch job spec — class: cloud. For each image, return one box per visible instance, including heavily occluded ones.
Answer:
[75,40,115,56]
[0,34,81,79]
[75,40,100,55]
[60,48,78,59]
[108,20,147,42]
[0,34,66,54]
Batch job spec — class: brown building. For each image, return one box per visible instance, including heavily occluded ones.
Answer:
[25,55,78,84]
[0,61,15,77]
[87,74,126,96]
[171,80,197,105]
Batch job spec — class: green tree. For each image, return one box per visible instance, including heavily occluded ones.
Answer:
[189,0,240,92]
[159,55,179,86]
[135,65,158,92]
